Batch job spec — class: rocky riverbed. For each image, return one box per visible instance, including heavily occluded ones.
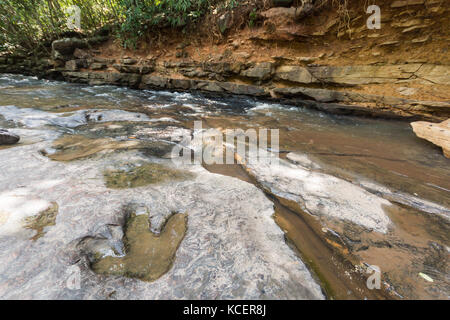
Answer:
[0,74,448,299]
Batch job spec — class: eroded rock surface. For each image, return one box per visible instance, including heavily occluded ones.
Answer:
[0,98,324,299]
[411,119,450,158]
[235,148,392,234]
[1,74,448,299]
[89,211,187,282]
[104,162,193,189]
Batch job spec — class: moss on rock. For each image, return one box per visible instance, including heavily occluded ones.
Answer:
[104,162,193,189]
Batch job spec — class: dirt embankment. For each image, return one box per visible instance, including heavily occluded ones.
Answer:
[1,0,449,121]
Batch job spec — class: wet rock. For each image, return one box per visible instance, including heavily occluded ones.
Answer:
[411,119,450,158]
[236,148,392,233]
[24,202,59,241]
[104,162,193,189]
[47,135,141,161]
[140,75,169,89]
[0,141,324,299]
[89,211,188,282]
[219,82,268,96]
[286,152,318,169]
[0,129,20,145]
[63,72,142,87]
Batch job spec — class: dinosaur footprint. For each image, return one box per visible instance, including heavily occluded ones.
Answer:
[91,212,187,282]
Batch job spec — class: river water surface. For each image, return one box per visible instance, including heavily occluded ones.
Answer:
[0,74,448,299]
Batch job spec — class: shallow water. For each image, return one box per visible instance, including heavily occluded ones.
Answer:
[0,74,448,299]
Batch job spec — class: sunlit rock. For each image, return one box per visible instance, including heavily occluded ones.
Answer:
[411,119,450,158]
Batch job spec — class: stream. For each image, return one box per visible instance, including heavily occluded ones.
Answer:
[0,74,448,300]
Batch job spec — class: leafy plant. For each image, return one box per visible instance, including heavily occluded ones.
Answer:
[117,0,219,49]
[248,8,257,28]
[0,0,119,51]
[0,0,238,52]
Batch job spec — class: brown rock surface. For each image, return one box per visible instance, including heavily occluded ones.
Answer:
[411,119,450,158]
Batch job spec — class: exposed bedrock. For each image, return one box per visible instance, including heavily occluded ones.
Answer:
[411,119,450,158]
[1,45,449,122]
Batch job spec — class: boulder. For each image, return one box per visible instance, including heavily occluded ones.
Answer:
[0,129,20,145]
[411,119,450,158]
[52,38,88,56]
[140,75,169,89]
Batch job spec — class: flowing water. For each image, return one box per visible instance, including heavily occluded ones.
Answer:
[0,74,448,299]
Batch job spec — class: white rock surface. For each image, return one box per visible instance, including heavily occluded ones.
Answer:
[0,105,150,129]
[0,109,324,299]
[238,149,392,233]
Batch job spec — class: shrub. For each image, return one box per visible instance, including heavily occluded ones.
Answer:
[117,0,218,49]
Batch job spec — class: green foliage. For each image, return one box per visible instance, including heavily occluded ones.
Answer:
[0,0,239,51]
[248,8,257,28]
[117,0,217,49]
[0,0,119,51]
